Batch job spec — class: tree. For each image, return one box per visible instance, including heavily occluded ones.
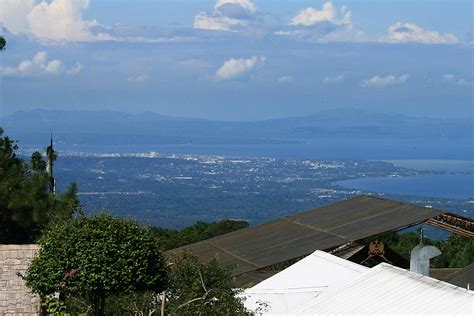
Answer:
[0,128,79,243]
[25,214,167,316]
[102,220,251,315]
[432,234,474,268]
[164,252,249,315]
[381,230,474,268]
[150,219,249,251]
[0,36,5,50]
[31,151,47,172]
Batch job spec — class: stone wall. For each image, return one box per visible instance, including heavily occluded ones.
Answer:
[0,245,40,315]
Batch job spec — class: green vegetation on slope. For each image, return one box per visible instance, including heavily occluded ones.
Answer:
[151,219,249,251]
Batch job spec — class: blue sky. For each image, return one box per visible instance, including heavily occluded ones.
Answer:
[0,0,472,120]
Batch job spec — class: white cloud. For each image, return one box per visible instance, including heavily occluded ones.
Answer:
[277,1,364,42]
[128,74,150,83]
[443,74,472,86]
[0,51,81,76]
[383,22,458,44]
[214,0,256,14]
[290,2,350,27]
[66,63,82,75]
[0,0,112,41]
[216,56,265,80]
[278,75,294,83]
[194,0,257,32]
[194,12,247,32]
[0,0,34,36]
[360,74,409,88]
[323,74,344,84]
[1,0,192,43]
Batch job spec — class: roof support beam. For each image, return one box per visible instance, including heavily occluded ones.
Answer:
[425,213,474,238]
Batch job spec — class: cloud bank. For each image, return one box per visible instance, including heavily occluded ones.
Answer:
[360,74,409,88]
[194,0,257,32]
[1,0,463,46]
[0,0,111,41]
[443,74,471,86]
[382,22,458,44]
[289,2,351,27]
[0,51,81,76]
[276,1,365,42]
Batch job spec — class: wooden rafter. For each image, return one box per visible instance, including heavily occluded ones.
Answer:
[425,212,474,238]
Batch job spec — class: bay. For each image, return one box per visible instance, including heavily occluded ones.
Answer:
[334,174,474,199]
[385,160,474,173]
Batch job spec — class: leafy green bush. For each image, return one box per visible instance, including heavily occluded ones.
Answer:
[165,252,249,315]
[25,214,167,316]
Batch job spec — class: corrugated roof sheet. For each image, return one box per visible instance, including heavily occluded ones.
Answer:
[429,268,460,282]
[241,250,368,315]
[447,263,474,289]
[167,195,443,277]
[296,263,474,315]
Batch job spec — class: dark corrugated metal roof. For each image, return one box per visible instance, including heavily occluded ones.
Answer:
[167,195,443,277]
[429,268,460,282]
[446,263,474,289]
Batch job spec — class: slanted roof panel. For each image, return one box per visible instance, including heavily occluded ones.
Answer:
[290,195,393,227]
[446,263,474,289]
[209,220,346,267]
[177,241,259,275]
[167,196,444,277]
[242,251,368,315]
[296,263,474,315]
[210,220,316,251]
[292,196,441,238]
[242,232,345,267]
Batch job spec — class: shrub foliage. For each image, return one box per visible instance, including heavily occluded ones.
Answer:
[25,214,167,315]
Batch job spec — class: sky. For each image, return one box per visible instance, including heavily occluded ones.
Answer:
[0,0,472,121]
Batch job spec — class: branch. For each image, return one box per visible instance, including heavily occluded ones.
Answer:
[198,269,208,294]
[175,268,212,312]
[159,290,166,316]
[176,297,203,310]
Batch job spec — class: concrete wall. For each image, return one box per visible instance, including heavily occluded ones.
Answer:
[0,245,40,315]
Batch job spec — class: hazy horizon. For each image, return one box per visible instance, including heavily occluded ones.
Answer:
[2,106,473,123]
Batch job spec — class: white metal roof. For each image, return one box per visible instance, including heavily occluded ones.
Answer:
[241,250,368,315]
[296,262,474,315]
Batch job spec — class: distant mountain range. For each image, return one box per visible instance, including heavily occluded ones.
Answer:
[1,108,472,146]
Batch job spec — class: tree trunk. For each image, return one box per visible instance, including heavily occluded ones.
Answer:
[90,293,105,316]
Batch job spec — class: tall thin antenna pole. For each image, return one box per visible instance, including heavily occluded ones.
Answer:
[46,133,56,195]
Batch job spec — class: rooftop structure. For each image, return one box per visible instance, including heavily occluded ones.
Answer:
[241,250,368,314]
[168,195,474,282]
[296,263,474,315]
[446,263,474,289]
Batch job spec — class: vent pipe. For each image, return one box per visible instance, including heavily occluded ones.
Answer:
[410,244,441,277]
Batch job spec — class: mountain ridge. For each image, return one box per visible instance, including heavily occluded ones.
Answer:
[2,108,471,146]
